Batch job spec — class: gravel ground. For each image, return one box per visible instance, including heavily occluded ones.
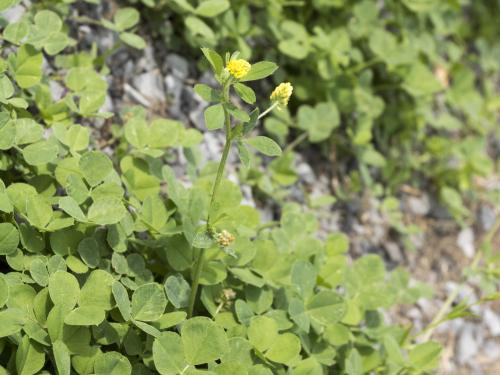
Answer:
[5,3,499,373]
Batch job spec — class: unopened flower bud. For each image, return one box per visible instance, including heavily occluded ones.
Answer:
[270,82,293,109]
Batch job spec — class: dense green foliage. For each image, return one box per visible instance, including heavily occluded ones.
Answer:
[0,1,498,375]
[133,0,500,222]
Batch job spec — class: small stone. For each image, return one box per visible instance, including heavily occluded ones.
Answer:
[188,102,206,130]
[133,70,165,103]
[165,54,189,80]
[478,204,496,231]
[483,308,500,336]
[407,194,431,216]
[296,161,315,185]
[49,81,65,101]
[483,339,500,359]
[385,241,403,262]
[3,5,24,22]
[164,75,184,117]
[457,227,475,258]
[240,185,255,208]
[457,324,479,364]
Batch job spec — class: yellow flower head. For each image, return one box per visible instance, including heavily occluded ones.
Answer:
[226,59,251,79]
[270,82,293,109]
[215,230,235,247]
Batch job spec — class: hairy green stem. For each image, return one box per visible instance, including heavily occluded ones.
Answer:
[258,102,278,120]
[344,57,381,75]
[207,107,232,227]
[187,87,232,318]
[284,132,308,154]
[187,247,205,319]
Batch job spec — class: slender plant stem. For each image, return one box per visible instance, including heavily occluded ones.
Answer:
[344,57,381,75]
[256,220,280,233]
[284,132,308,154]
[258,102,278,120]
[187,247,205,319]
[207,108,232,227]
[187,86,232,318]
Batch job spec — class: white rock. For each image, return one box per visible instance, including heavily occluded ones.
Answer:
[457,324,479,364]
[49,81,65,101]
[133,70,165,103]
[2,5,24,22]
[483,308,500,336]
[483,339,500,359]
[457,227,475,258]
[385,241,403,262]
[165,54,189,79]
[478,204,496,231]
[407,194,431,216]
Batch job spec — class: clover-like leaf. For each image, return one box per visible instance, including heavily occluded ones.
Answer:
[14,44,43,88]
[245,136,282,156]
[153,332,188,375]
[131,283,167,322]
[181,317,229,365]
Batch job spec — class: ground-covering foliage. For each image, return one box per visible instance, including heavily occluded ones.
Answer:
[0,1,499,375]
[134,0,500,223]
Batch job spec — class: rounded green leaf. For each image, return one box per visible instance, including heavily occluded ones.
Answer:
[0,274,8,307]
[78,269,115,310]
[0,121,17,150]
[114,8,140,31]
[112,281,131,321]
[119,32,146,49]
[3,20,29,44]
[245,136,282,157]
[64,306,105,326]
[29,259,49,287]
[131,282,167,322]
[240,61,278,82]
[204,103,225,130]
[77,237,100,268]
[26,195,53,228]
[153,332,187,375]
[64,125,89,152]
[14,45,43,88]
[59,196,86,222]
[0,308,26,337]
[0,222,19,255]
[22,141,59,166]
[94,351,131,375]
[15,335,45,375]
[34,10,62,33]
[195,0,230,17]
[87,197,127,225]
[14,118,44,145]
[164,274,191,309]
[48,271,80,309]
[409,342,442,371]
[79,151,113,187]
[306,291,346,325]
[0,75,14,101]
[181,317,229,365]
[247,316,279,352]
[265,333,301,365]
[52,340,70,375]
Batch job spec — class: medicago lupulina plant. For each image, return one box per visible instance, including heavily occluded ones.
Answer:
[0,42,456,374]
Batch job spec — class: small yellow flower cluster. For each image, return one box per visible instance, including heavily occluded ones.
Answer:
[215,230,235,247]
[226,59,251,79]
[270,82,293,109]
